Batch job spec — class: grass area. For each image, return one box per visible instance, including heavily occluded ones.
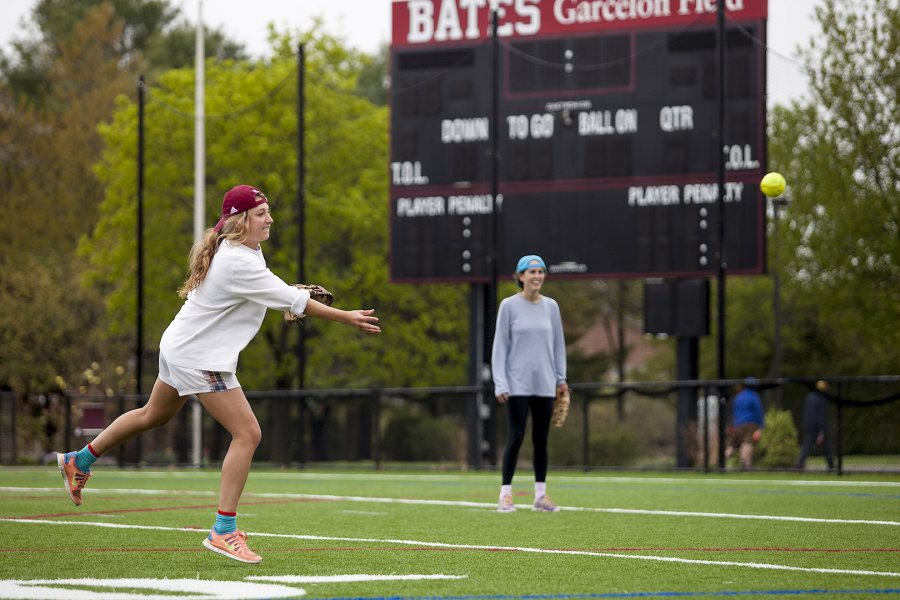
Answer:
[838,455,900,467]
[0,467,898,599]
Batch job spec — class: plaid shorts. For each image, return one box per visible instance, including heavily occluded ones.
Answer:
[158,354,240,396]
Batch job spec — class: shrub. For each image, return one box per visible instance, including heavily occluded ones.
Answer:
[550,425,639,467]
[381,406,460,462]
[756,408,799,468]
[590,428,640,466]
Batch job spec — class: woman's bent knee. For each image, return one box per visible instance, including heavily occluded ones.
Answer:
[131,407,169,431]
[236,423,262,448]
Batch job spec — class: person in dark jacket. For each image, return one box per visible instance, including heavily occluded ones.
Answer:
[797,380,834,470]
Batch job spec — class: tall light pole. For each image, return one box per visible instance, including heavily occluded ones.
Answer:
[191,0,205,468]
[770,194,789,407]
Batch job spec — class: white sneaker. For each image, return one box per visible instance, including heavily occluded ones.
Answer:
[497,494,516,513]
[533,495,560,512]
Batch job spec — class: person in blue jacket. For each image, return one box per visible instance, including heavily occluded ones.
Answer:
[727,377,764,469]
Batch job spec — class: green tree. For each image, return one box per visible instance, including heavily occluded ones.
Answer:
[0,0,175,103]
[1,0,246,103]
[0,255,119,395]
[0,4,140,397]
[3,4,138,253]
[708,0,898,380]
[769,0,898,375]
[355,42,389,106]
[557,279,645,385]
[142,22,248,70]
[0,1,248,399]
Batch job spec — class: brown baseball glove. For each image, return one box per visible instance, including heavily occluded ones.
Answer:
[283,284,335,325]
[551,387,570,428]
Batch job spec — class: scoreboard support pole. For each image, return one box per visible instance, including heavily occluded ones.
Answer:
[675,336,700,468]
[469,284,501,469]
[715,0,729,471]
[471,10,503,469]
[468,285,489,469]
[646,278,708,468]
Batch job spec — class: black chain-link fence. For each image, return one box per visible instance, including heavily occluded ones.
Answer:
[2,377,897,473]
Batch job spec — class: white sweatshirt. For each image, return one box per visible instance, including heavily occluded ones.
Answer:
[159,241,309,372]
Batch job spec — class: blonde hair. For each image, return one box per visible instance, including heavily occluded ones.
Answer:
[177,212,251,298]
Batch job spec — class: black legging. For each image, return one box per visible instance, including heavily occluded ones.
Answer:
[502,395,554,485]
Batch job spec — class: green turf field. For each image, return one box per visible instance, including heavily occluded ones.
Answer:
[0,467,898,599]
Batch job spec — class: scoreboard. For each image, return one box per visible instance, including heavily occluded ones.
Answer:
[390,0,768,282]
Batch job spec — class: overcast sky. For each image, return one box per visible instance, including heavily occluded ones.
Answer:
[1,0,820,106]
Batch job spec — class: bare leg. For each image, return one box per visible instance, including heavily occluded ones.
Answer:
[739,442,754,468]
[89,378,186,456]
[197,388,261,513]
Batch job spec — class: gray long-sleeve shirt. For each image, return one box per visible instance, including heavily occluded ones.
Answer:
[491,293,567,398]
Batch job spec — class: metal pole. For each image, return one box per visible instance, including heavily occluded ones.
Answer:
[191,0,205,468]
[194,1,205,246]
[836,382,844,475]
[295,43,307,466]
[297,43,306,390]
[487,10,500,353]
[468,285,485,468]
[771,199,783,407]
[481,10,501,466]
[616,281,626,421]
[137,75,145,398]
[117,396,125,466]
[372,390,382,470]
[12,393,17,464]
[702,386,710,472]
[134,75,145,464]
[63,395,72,460]
[12,393,18,464]
[715,0,728,470]
[582,391,590,471]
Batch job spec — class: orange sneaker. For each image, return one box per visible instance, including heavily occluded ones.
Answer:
[202,529,262,564]
[57,452,91,507]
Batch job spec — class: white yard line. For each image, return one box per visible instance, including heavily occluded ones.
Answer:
[247,574,466,583]
[0,578,305,600]
[230,472,900,488]
[2,487,898,526]
[0,575,463,600]
[2,517,898,579]
[5,469,900,487]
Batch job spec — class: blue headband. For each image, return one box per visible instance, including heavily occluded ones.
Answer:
[516,255,546,273]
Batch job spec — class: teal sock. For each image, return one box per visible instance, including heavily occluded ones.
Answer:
[214,511,237,535]
[74,444,99,473]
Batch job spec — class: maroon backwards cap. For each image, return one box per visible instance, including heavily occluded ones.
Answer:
[214,185,268,232]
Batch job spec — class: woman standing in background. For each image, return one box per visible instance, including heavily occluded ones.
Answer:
[491,254,567,513]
